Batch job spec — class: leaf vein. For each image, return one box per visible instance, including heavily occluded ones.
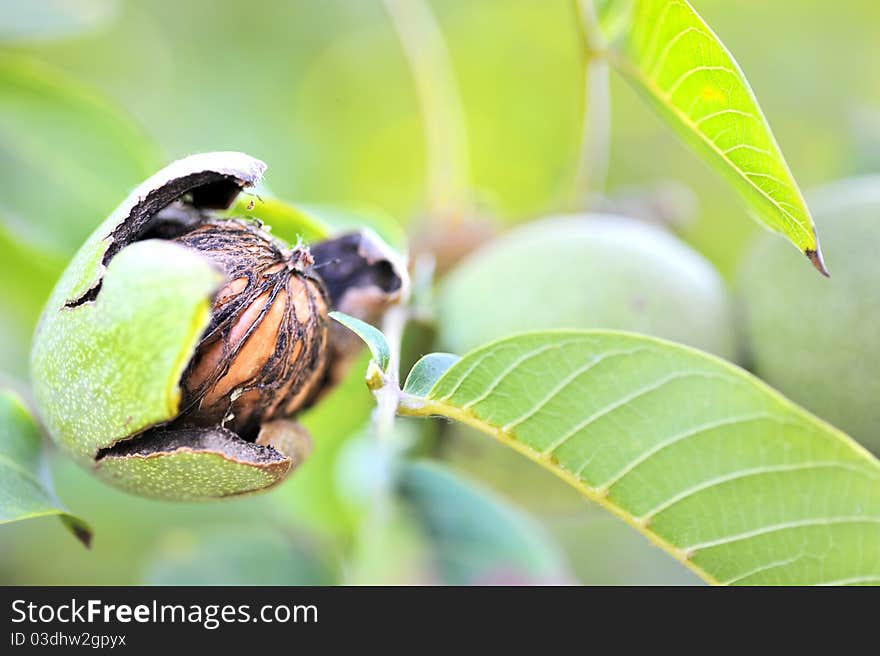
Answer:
[723,143,773,157]
[684,517,880,553]
[694,108,757,127]
[815,576,880,586]
[596,412,783,488]
[720,554,805,585]
[639,0,686,76]
[459,339,585,410]
[648,26,709,80]
[640,461,880,521]
[542,370,738,458]
[501,347,649,433]
[664,65,738,100]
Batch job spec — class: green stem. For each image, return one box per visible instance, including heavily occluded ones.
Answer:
[383,0,472,223]
[570,0,611,210]
[373,303,408,444]
[353,298,411,583]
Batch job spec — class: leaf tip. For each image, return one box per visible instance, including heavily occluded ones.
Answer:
[63,516,93,549]
[328,310,391,372]
[805,248,830,278]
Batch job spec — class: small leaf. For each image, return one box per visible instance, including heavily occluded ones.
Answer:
[401,331,880,585]
[603,0,826,273]
[0,54,161,254]
[403,353,460,397]
[0,390,91,546]
[329,311,391,372]
[398,460,570,584]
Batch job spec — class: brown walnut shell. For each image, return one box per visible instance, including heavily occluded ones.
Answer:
[172,219,329,439]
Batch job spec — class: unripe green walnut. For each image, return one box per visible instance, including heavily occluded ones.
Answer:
[737,177,880,453]
[30,152,405,500]
[437,215,736,360]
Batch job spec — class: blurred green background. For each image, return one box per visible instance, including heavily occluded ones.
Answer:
[1,0,878,585]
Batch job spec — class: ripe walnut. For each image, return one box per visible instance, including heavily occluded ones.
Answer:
[30,152,407,500]
[173,220,329,438]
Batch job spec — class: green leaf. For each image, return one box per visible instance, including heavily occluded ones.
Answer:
[0,390,91,546]
[329,311,391,372]
[0,53,161,254]
[603,0,825,273]
[398,460,570,584]
[403,353,460,397]
[400,331,880,585]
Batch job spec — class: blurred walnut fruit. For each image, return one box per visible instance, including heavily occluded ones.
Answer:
[737,177,880,453]
[30,152,406,500]
[437,214,736,360]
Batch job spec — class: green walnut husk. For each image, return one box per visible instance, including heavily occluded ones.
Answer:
[737,177,880,453]
[30,152,406,501]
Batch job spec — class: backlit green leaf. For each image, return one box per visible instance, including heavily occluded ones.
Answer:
[401,331,880,585]
[603,0,825,273]
[0,390,91,546]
